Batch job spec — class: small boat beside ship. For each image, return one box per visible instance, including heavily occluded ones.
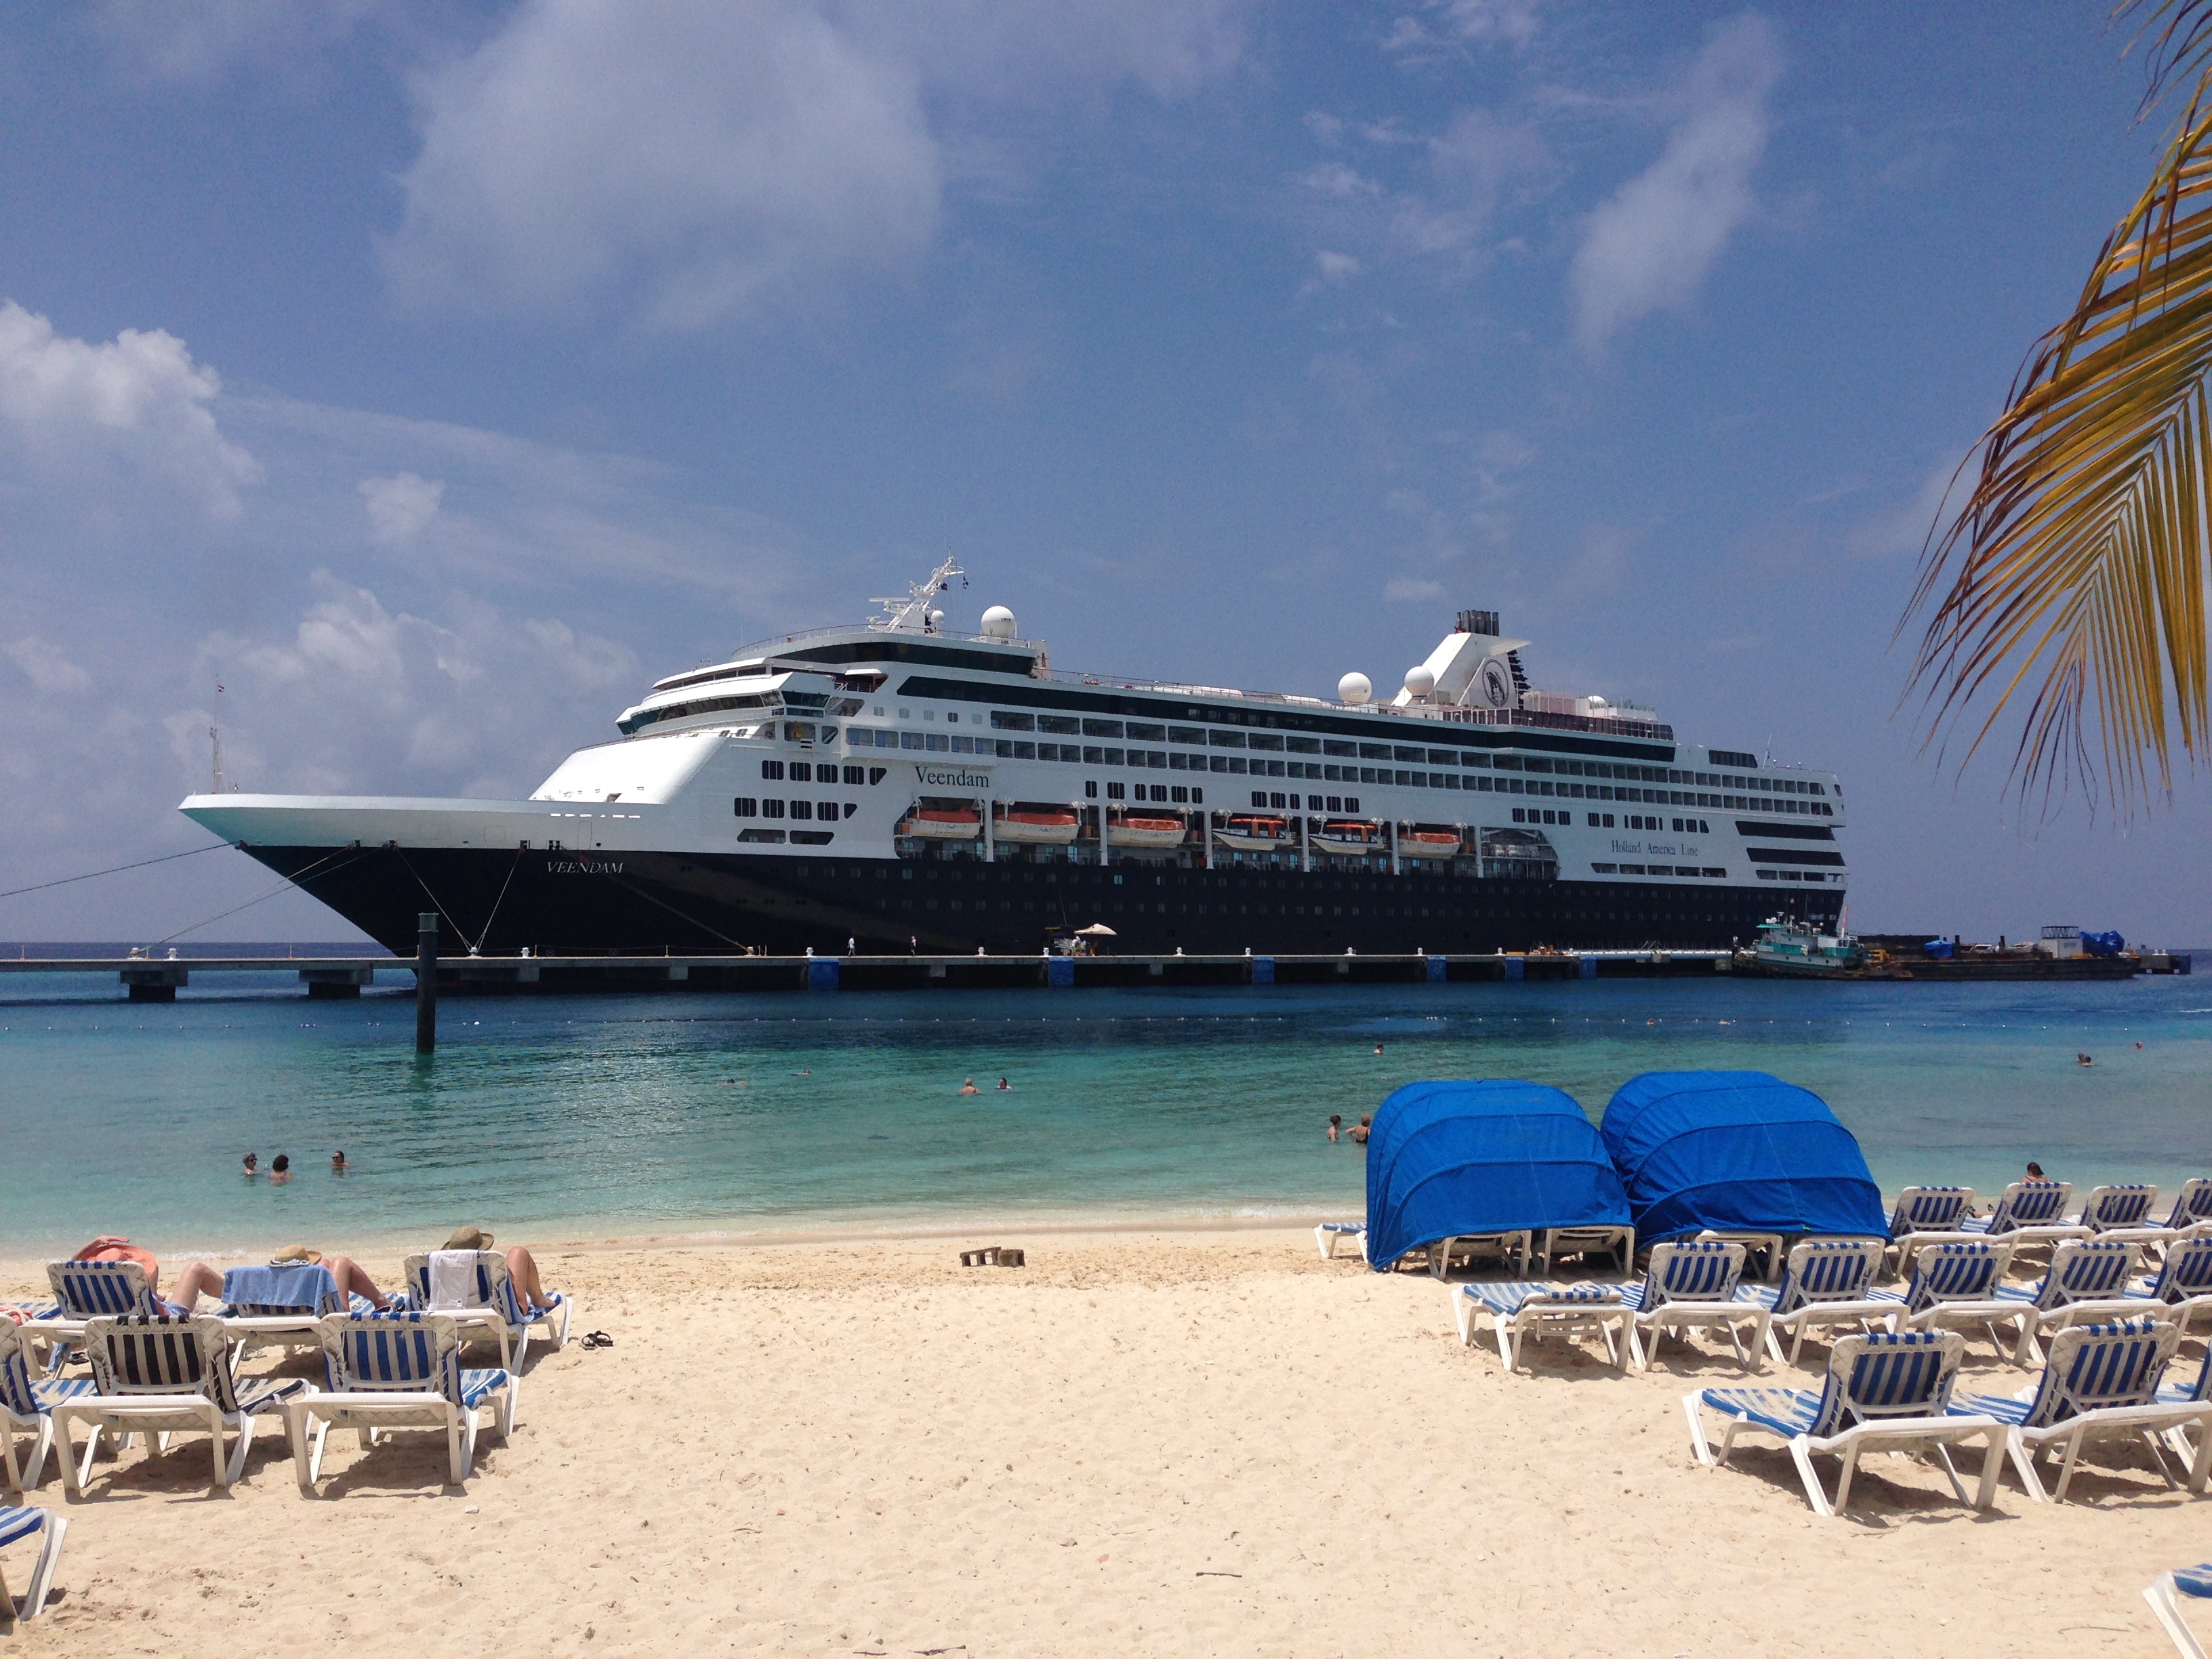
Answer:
[1745,916,1873,977]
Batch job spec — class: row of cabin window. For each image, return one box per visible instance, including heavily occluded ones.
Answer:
[1587,862,1731,878]
[732,798,861,821]
[760,761,887,784]
[846,723,1830,803]
[1244,792,1374,812]
[1092,783,1208,803]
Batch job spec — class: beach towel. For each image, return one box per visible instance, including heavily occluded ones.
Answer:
[428,1250,480,1310]
[222,1262,338,1312]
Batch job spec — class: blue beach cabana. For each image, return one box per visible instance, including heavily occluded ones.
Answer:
[1364,1080,1630,1272]
[1599,1070,1885,1247]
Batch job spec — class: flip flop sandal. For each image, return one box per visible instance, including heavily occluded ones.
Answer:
[580,1330,614,1349]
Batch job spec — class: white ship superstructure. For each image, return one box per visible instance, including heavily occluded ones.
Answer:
[181,560,1845,958]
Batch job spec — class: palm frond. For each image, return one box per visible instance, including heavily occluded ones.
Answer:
[1902,77,2212,817]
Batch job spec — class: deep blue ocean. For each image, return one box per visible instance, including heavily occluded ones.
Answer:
[3,958,2206,1254]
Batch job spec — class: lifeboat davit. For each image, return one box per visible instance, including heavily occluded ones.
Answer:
[903,808,981,840]
[1108,813,1187,848]
[1311,819,1382,855]
[995,807,1080,844]
[1397,829,1465,859]
[1214,813,1290,852]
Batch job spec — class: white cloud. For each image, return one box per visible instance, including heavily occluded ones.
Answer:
[358,471,445,546]
[1568,14,1781,353]
[386,1,943,331]
[5,636,91,695]
[384,0,1253,331]
[89,0,378,82]
[1313,250,1364,285]
[1845,457,1965,560]
[1383,0,1540,57]
[1295,109,1552,281]
[1385,576,1446,601]
[0,299,262,517]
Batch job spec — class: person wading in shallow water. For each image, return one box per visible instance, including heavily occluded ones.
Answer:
[1326,1114,1342,1142]
[1349,1115,1372,1145]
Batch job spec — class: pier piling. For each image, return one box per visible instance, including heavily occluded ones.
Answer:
[415,912,438,1054]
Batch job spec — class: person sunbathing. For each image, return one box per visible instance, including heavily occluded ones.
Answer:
[442,1226,560,1313]
[165,1245,394,1313]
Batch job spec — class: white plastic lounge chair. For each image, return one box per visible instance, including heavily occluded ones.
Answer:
[0,1505,67,1623]
[2146,1562,2212,1659]
[1420,1231,1534,1280]
[1684,1329,2005,1518]
[1957,1179,2083,1250]
[1865,1239,2018,1346]
[0,1326,94,1494]
[32,1261,163,1372]
[1885,1187,1976,1275]
[2072,1183,2163,1235]
[1314,1223,1368,1261]
[1450,1282,1630,1371]
[1948,1317,2206,1502]
[1887,1185,1975,1240]
[1982,1238,2144,1364]
[54,1315,305,1493]
[1536,1225,1635,1276]
[401,1252,573,1371]
[2160,1181,2212,1233]
[2114,1238,2212,1338]
[287,1313,514,1492]
[1733,1238,1890,1365]
[1620,1240,1767,1371]
[216,1264,374,1355]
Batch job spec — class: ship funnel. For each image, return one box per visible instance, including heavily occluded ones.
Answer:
[1456,608,1500,636]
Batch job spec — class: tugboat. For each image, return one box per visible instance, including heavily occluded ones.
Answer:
[1746,915,1869,976]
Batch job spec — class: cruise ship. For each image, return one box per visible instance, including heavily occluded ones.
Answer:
[180,559,1846,958]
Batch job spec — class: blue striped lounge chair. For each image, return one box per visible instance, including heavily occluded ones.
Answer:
[288,1313,514,1492]
[217,1263,374,1355]
[1982,1238,2144,1364]
[1536,1225,1636,1276]
[2146,1562,2212,1659]
[1888,1185,1975,1241]
[1865,1239,2016,1347]
[2118,1237,2212,1338]
[1957,1179,2083,1251]
[2070,1183,2165,1237]
[54,1315,306,1493]
[1450,1282,1630,1372]
[401,1252,574,1371]
[1683,1329,2005,1517]
[34,1260,163,1374]
[1619,1240,1767,1371]
[0,1326,95,1494]
[1948,1316,2205,1502]
[1313,1223,1368,1261]
[0,1504,68,1623]
[2160,1181,2212,1233]
[1422,1231,1535,1281]
[1733,1238,1890,1366]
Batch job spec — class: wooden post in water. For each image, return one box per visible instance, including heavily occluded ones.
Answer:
[415,911,438,1054]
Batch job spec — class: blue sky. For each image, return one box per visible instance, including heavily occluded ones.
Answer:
[0,0,2203,943]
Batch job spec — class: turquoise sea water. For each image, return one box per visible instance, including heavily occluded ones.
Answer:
[3,969,2207,1254]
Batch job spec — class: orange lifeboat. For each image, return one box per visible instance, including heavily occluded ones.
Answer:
[1214,813,1290,852]
[1398,829,1464,859]
[1107,813,1187,848]
[903,808,981,840]
[995,806,1080,844]
[1311,819,1382,855]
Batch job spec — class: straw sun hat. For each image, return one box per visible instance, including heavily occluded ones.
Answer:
[270,1244,322,1265]
[443,1225,494,1250]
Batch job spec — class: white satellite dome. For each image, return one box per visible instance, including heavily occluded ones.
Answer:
[927,609,945,628]
[980,605,1017,640]
[1403,665,1436,699]
[1338,672,1372,705]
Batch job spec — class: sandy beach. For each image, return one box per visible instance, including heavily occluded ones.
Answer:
[6,1225,2211,1657]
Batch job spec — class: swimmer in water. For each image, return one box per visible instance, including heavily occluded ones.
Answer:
[996,1077,1011,1091]
[331,1150,348,1174]
[270,1154,292,1184]
[1327,1113,1342,1142]
[960,1078,980,1095]
[1372,1044,1384,1057]
[243,1152,259,1179]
